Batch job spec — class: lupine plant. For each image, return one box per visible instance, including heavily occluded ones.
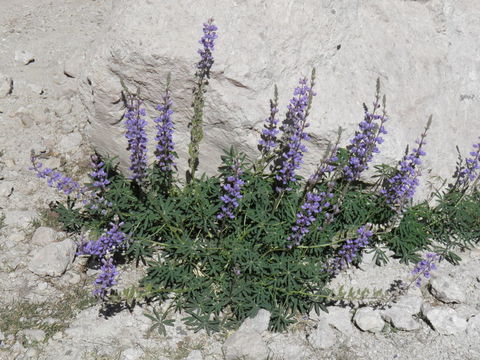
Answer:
[30,19,480,332]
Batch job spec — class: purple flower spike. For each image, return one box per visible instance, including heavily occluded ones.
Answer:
[197,18,218,80]
[259,89,280,158]
[328,225,373,274]
[78,222,127,258]
[381,120,430,211]
[456,137,480,186]
[154,85,176,174]
[343,106,388,182]
[275,77,316,191]
[217,159,245,220]
[90,154,110,191]
[411,252,440,287]
[93,257,119,299]
[124,95,148,184]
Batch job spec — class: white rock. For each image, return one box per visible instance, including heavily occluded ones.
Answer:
[0,181,14,197]
[121,348,145,360]
[4,210,37,229]
[267,333,313,360]
[31,226,60,246]
[466,314,480,336]
[222,330,269,360]
[18,329,46,344]
[353,307,385,333]
[59,132,83,153]
[430,276,466,304]
[424,307,467,335]
[54,98,73,117]
[0,74,13,98]
[381,308,421,331]
[28,238,77,277]
[185,350,203,360]
[238,309,271,334]
[308,320,337,350]
[14,49,35,65]
[313,306,354,336]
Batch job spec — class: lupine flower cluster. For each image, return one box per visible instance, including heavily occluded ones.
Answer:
[381,122,429,211]
[258,90,280,158]
[456,137,480,186]
[196,18,218,80]
[78,221,127,298]
[217,159,245,220]
[328,225,374,274]
[343,105,388,181]
[30,153,89,201]
[124,95,148,184]
[275,77,315,191]
[154,85,176,174]
[93,257,119,298]
[287,191,332,247]
[90,154,110,191]
[411,252,440,287]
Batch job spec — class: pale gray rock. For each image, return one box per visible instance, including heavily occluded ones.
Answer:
[238,309,271,334]
[311,306,355,337]
[381,294,422,331]
[424,307,467,335]
[353,307,385,333]
[18,329,46,344]
[11,106,35,128]
[55,98,73,117]
[222,330,269,360]
[4,210,37,229]
[430,276,466,304]
[14,49,35,65]
[0,181,14,197]
[0,74,13,98]
[185,349,203,360]
[81,0,480,198]
[59,132,83,153]
[267,333,313,360]
[121,348,145,360]
[466,314,480,336]
[28,238,76,277]
[31,226,60,246]
[308,320,337,350]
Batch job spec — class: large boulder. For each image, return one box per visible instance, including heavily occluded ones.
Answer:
[79,0,480,194]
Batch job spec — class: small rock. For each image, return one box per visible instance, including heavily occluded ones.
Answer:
[59,132,83,153]
[267,333,313,359]
[54,98,73,117]
[222,330,269,360]
[0,74,13,98]
[381,308,421,331]
[308,320,337,349]
[31,226,60,246]
[11,106,35,128]
[466,314,480,336]
[353,307,385,333]
[424,307,467,335]
[430,277,466,304]
[185,349,203,360]
[312,306,354,336]
[15,50,35,65]
[4,210,37,229]
[18,329,46,344]
[121,348,145,360]
[28,238,77,277]
[0,181,14,197]
[238,309,271,333]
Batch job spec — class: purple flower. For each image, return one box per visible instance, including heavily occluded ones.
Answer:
[93,257,119,298]
[196,18,218,80]
[287,191,332,247]
[258,88,280,158]
[124,95,148,184]
[343,105,388,181]
[90,154,110,191]
[78,222,127,258]
[30,154,90,200]
[328,225,373,274]
[411,252,440,287]
[381,123,429,211]
[274,77,316,191]
[455,137,480,186]
[217,159,245,220]
[154,85,176,174]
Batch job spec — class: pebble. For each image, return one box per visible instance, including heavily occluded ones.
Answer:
[28,238,77,277]
[423,307,467,335]
[222,329,269,360]
[238,309,271,334]
[308,320,337,349]
[353,307,385,333]
[31,226,60,246]
[14,49,35,65]
[430,276,466,304]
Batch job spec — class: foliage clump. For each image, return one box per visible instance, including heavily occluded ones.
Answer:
[30,19,480,333]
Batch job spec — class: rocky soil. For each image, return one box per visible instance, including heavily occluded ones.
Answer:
[0,1,479,359]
